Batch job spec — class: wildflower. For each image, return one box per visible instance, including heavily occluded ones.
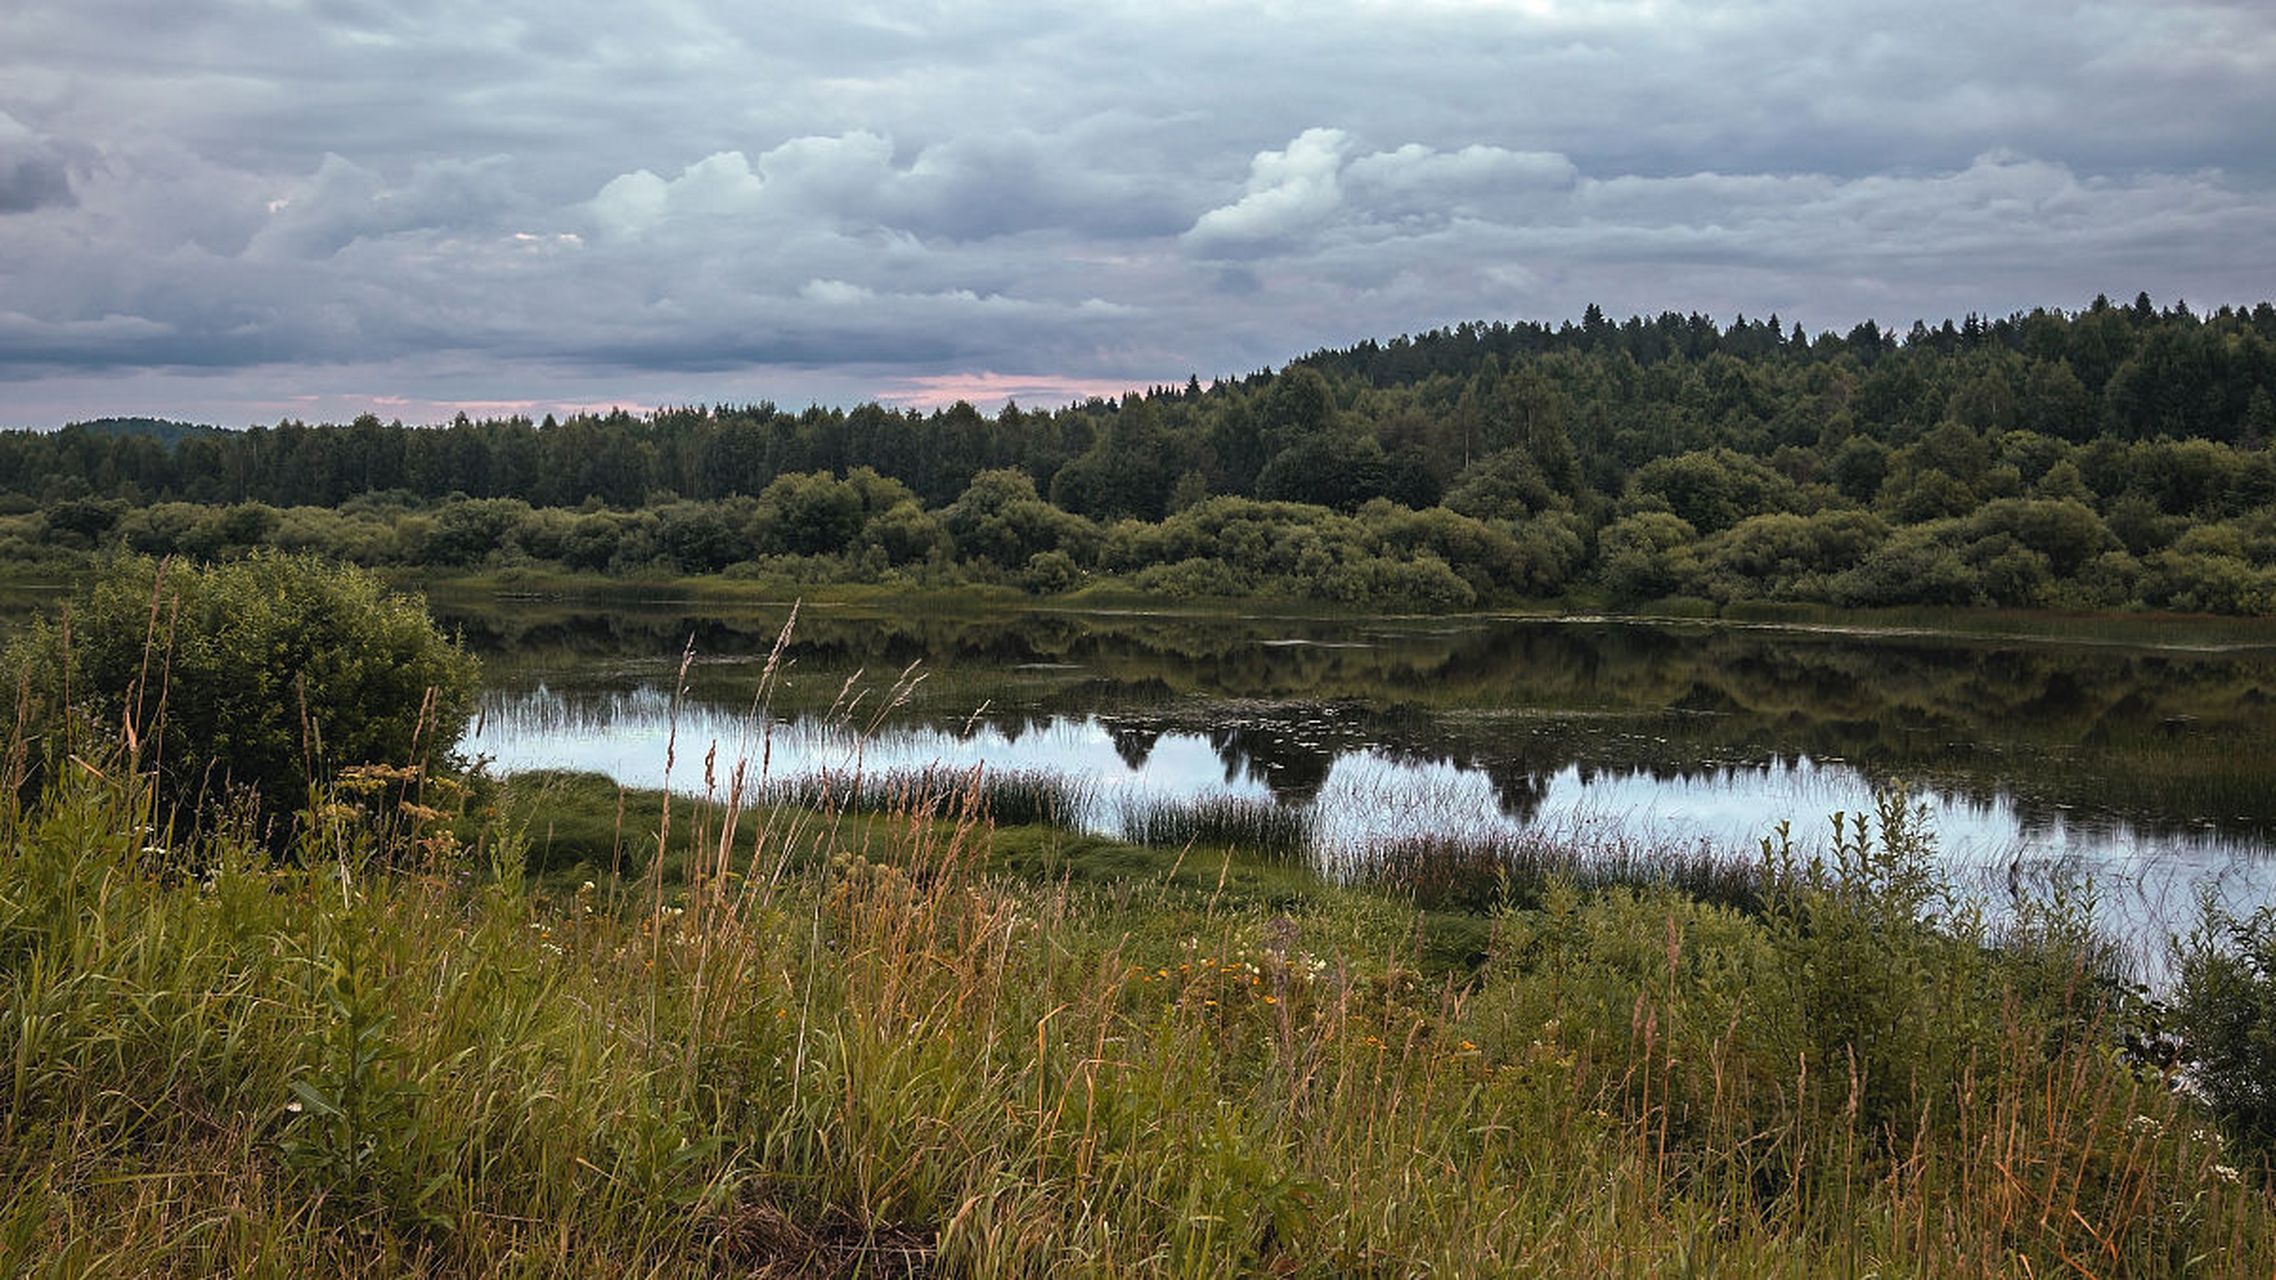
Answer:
[2214,1164,2242,1185]
[2126,1114,2163,1137]
[1262,995,1279,1005]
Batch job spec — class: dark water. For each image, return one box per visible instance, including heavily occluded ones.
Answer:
[440,589,2276,948]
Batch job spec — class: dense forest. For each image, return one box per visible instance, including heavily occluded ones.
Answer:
[7,293,2276,612]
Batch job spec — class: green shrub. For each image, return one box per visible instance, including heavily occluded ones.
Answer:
[1021,549,1081,594]
[2172,899,2276,1153]
[1758,791,1991,1138]
[8,552,479,835]
[1131,556,1249,598]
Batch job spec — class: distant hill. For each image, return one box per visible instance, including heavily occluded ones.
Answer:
[63,418,229,449]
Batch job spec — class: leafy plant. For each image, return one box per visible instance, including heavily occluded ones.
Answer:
[2172,898,2276,1154]
[281,902,421,1217]
[7,551,479,839]
[1759,787,1989,1137]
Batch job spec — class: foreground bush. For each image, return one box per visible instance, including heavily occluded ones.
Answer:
[5,552,478,837]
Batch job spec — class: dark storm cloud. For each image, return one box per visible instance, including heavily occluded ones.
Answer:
[0,154,73,214]
[1,0,2272,422]
[0,114,75,213]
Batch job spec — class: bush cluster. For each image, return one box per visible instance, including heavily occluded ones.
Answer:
[5,553,478,837]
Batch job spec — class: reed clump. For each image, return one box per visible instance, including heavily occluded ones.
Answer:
[1117,791,1316,860]
[1339,825,1765,914]
[760,762,1095,831]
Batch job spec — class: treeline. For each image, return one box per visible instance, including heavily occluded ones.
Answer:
[7,293,2276,612]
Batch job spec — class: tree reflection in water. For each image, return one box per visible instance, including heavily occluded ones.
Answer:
[450,592,2276,942]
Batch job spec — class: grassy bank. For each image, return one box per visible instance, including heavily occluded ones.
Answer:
[5,717,2273,1276]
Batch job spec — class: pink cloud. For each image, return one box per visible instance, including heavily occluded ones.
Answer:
[245,393,645,424]
[875,370,1158,413]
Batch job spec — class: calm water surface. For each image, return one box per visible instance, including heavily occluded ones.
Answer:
[442,591,2276,947]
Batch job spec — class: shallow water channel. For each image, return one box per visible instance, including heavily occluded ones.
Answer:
[443,590,2276,953]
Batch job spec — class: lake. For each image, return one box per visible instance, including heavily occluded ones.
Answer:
[441,588,2276,952]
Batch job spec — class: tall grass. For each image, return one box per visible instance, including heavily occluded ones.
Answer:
[1335,826,1765,914]
[1116,791,1317,861]
[4,636,2274,1274]
[759,763,1095,831]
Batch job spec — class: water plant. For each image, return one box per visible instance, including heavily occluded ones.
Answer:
[1336,825,1763,914]
[1116,790,1317,860]
[759,762,1095,831]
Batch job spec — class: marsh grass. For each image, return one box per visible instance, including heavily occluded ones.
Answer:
[1338,826,1765,915]
[5,622,2275,1275]
[758,763,1095,831]
[1116,791,1317,861]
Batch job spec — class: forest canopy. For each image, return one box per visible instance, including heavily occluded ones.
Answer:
[5,294,2275,613]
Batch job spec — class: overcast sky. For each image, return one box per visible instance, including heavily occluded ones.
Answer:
[3,0,2272,428]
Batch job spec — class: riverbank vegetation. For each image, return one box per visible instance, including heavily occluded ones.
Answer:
[7,294,2276,613]
[8,557,2276,1273]
[13,698,2276,1273]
